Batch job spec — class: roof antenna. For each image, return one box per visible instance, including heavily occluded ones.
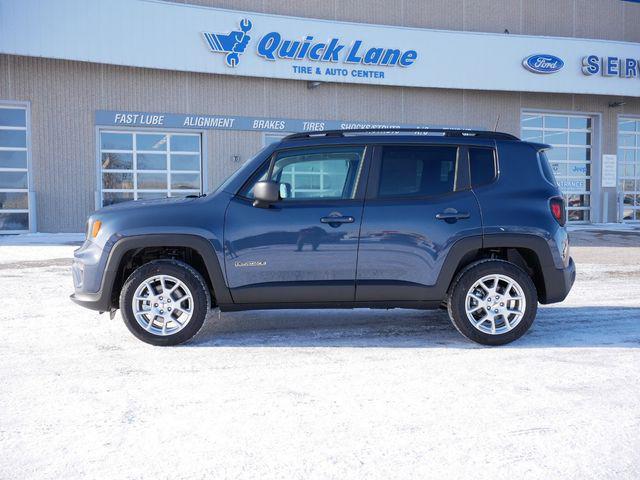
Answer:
[493,114,500,132]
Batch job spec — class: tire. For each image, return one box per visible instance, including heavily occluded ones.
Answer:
[119,260,211,346]
[447,259,537,346]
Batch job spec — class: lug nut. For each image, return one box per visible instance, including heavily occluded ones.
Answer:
[167,299,171,303]
[168,307,172,312]
[494,309,499,313]
[159,296,163,300]
[500,302,504,307]
[160,309,164,314]
[154,303,158,307]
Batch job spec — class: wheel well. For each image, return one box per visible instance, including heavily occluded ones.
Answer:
[111,246,214,307]
[450,247,545,298]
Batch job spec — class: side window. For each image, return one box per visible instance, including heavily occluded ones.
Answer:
[469,148,497,187]
[377,145,458,198]
[241,146,365,200]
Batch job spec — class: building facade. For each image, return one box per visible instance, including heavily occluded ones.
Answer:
[0,0,639,233]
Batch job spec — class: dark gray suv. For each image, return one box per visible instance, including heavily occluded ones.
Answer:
[71,129,576,346]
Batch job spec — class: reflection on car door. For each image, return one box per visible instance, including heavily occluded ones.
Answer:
[356,144,483,302]
[224,145,370,304]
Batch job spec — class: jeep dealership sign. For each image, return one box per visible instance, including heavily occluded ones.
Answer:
[0,0,639,97]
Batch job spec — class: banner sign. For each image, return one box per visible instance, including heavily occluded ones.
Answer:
[1,0,639,97]
[558,179,587,194]
[95,110,469,132]
[601,154,618,188]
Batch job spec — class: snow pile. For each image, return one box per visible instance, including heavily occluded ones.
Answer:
[1,233,639,479]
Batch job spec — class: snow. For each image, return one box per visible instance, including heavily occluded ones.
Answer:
[568,222,640,232]
[1,231,639,479]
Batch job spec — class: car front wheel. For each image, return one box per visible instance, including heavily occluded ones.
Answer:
[119,260,210,346]
[447,260,538,346]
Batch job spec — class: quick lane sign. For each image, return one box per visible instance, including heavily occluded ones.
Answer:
[2,0,640,96]
[201,17,418,82]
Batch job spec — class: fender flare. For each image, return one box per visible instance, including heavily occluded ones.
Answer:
[101,233,232,308]
[435,232,565,303]
[482,233,560,268]
[482,232,569,303]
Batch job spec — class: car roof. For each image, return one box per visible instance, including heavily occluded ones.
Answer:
[282,128,518,141]
[275,128,522,148]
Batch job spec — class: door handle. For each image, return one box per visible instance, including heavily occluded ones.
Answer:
[435,210,470,222]
[320,215,355,226]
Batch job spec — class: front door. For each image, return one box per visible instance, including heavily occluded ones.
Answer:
[224,145,369,304]
[356,144,483,302]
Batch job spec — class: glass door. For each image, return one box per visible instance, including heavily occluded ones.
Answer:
[0,105,30,233]
[618,117,640,222]
[522,113,593,222]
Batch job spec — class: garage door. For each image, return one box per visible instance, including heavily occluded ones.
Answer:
[522,113,593,223]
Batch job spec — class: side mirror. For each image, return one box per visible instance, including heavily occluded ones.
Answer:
[252,181,279,208]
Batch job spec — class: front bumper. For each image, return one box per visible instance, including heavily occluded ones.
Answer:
[70,291,111,312]
[540,256,576,304]
[70,239,113,312]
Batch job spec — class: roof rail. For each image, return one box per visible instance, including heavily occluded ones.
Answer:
[282,128,519,141]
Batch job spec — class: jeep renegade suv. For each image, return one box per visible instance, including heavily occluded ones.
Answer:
[71,128,575,346]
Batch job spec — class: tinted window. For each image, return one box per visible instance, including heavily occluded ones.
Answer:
[469,148,496,187]
[378,146,458,198]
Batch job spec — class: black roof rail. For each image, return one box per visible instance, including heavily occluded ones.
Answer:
[282,128,519,141]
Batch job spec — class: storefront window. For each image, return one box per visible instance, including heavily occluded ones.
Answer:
[618,118,640,221]
[0,105,30,232]
[522,113,593,222]
[99,130,202,206]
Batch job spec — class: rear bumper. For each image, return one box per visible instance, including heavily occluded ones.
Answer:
[540,256,576,304]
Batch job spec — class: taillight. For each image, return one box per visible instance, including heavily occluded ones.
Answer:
[550,197,566,226]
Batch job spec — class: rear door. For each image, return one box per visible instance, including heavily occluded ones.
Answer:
[224,144,370,304]
[355,143,484,302]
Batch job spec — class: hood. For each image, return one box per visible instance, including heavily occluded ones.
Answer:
[97,195,200,213]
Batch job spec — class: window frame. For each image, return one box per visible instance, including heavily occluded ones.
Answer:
[366,143,470,201]
[237,144,371,204]
[0,101,33,234]
[96,127,206,209]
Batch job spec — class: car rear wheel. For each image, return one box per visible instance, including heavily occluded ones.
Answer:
[119,260,210,346]
[447,260,538,346]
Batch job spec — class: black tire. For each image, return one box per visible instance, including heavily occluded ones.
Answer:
[119,260,211,346]
[447,259,538,346]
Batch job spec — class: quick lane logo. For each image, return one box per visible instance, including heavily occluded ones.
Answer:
[203,18,418,69]
[234,260,267,268]
[256,33,418,67]
[522,54,564,74]
[203,19,253,67]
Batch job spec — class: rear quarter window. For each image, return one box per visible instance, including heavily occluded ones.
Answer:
[469,148,497,187]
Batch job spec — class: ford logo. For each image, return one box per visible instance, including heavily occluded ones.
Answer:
[522,54,564,74]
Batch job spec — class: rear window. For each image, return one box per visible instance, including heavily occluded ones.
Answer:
[378,146,458,198]
[469,148,496,187]
[538,150,558,186]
